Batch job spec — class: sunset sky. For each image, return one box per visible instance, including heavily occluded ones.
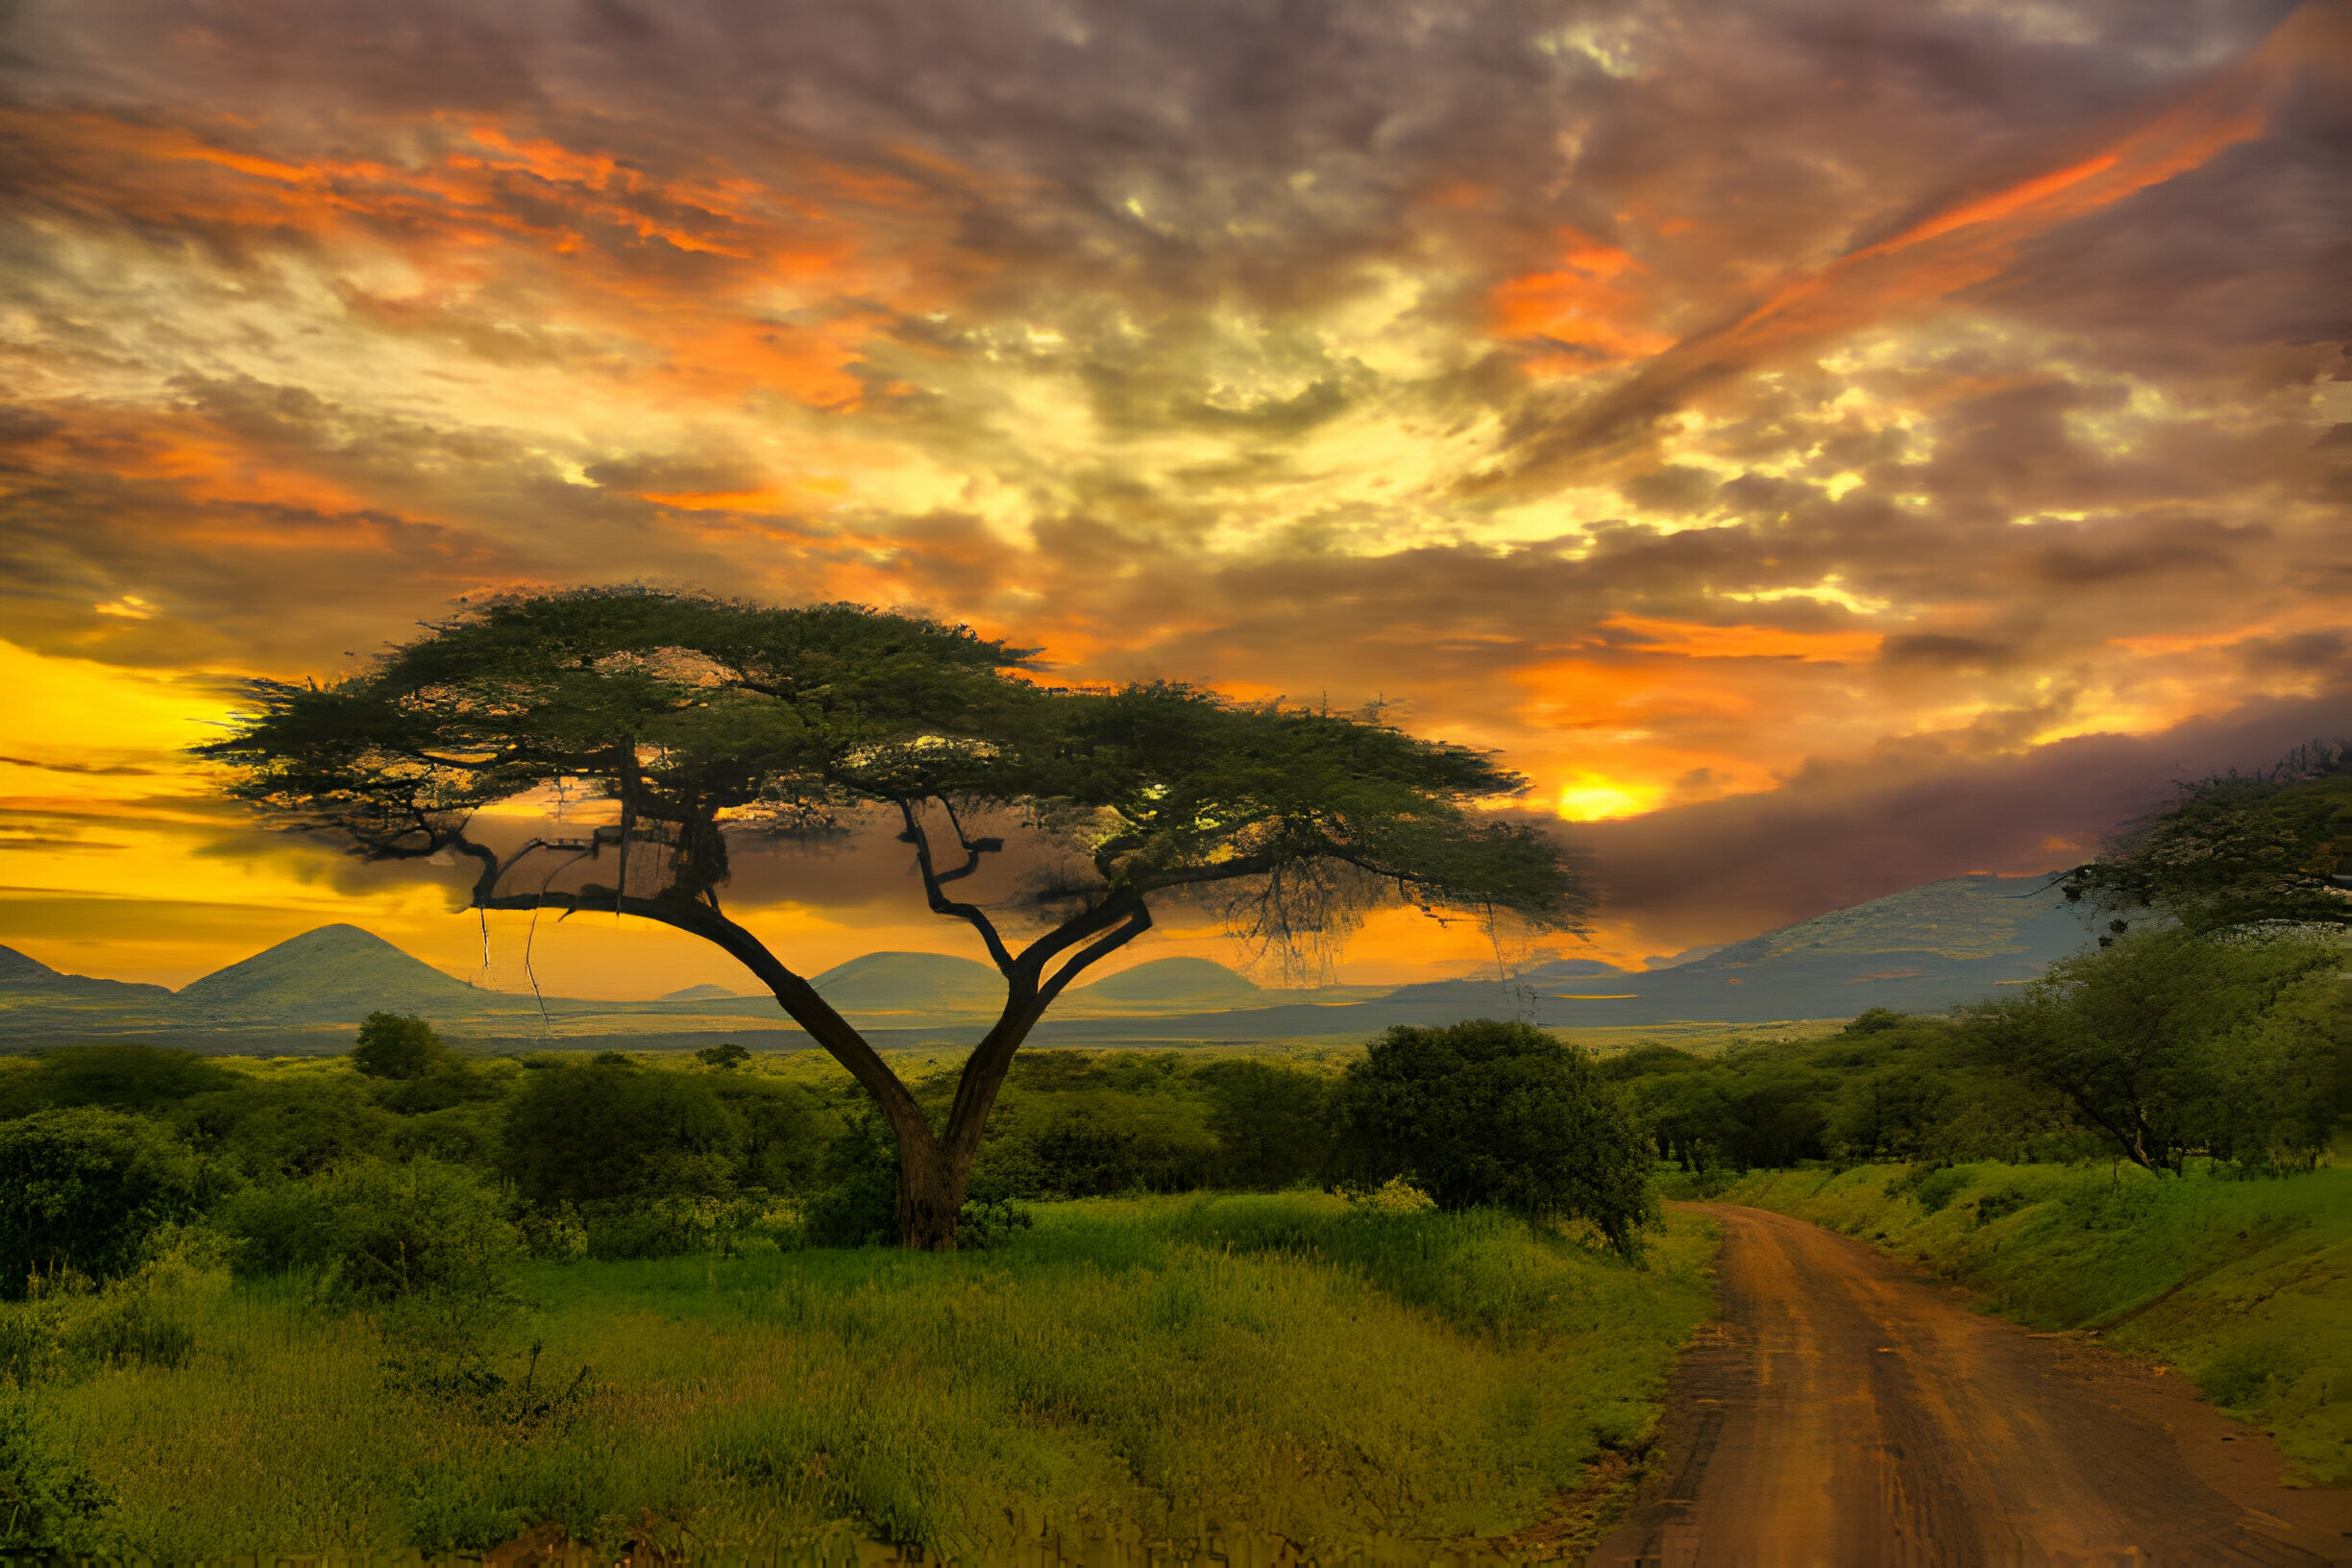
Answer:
[2,0,2346,997]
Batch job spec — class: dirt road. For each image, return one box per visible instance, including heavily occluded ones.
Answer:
[1586,1204,2350,1567]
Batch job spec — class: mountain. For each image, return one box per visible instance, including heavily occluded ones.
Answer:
[658,982,747,1001]
[1017,873,2097,1040]
[1068,957,1265,1012]
[0,872,2102,1048]
[172,924,492,1024]
[0,944,174,1002]
[809,951,1005,1015]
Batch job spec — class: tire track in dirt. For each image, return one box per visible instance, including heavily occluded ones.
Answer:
[1585,1204,2351,1567]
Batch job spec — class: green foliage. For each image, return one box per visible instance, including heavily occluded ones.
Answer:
[956,1051,1334,1202]
[30,1194,1717,1557]
[0,1110,208,1299]
[1335,1019,1659,1261]
[1963,927,2343,1174]
[0,1390,112,1550]
[0,1045,236,1118]
[169,1076,393,1178]
[696,1041,750,1070]
[952,1196,1034,1250]
[212,1155,520,1306]
[707,1074,833,1193]
[351,1012,450,1080]
[799,1113,900,1248]
[373,1060,509,1115]
[1193,1057,1334,1189]
[2062,745,2352,935]
[500,1058,739,1210]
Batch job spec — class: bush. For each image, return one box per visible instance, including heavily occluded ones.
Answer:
[1334,1019,1660,1260]
[710,1076,834,1193]
[800,1114,899,1248]
[170,1077,393,1179]
[0,1044,237,1119]
[501,1059,737,1209]
[954,1196,1034,1249]
[0,1389,112,1550]
[352,1013,452,1080]
[1195,1058,1334,1189]
[0,1109,209,1299]
[213,1156,521,1304]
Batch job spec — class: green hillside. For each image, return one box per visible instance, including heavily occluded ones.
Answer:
[172,924,492,1023]
[808,951,1005,1015]
[1067,957,1266,1012]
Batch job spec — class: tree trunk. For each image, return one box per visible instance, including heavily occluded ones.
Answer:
[894,1128,967,1251]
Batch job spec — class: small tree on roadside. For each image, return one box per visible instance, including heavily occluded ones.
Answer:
[1332,1019,1656,1260]
[200,589,1585,1248]
[1962,927,2341,1174]
[350,1012,450,1080]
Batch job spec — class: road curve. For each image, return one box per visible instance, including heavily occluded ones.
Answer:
[1585,1204,2350,1568]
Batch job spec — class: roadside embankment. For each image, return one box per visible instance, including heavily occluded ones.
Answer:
[1710,1159,2351,1484]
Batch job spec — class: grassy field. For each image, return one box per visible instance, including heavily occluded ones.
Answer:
[16,1194,1717,1560]
[1711,1155,2352,1484]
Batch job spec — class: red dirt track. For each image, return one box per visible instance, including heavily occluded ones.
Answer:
[1586,1204,2351,1567]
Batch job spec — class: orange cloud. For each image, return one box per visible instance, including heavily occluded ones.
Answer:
[1479,2,2320,488]
[1490,231,1678,374]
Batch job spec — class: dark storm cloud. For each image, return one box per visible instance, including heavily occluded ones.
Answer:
[1574,689,2352,950]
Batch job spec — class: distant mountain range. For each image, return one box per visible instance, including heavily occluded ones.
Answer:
[0,872,2098,1051]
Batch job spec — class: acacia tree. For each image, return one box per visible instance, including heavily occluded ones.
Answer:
[200,589,1584,1247]
[2061,740,2352,936]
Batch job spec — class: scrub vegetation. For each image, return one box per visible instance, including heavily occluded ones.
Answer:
[0,1020,1692,1557]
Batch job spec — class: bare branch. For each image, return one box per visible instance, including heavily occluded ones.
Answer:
[896,796,1016,972]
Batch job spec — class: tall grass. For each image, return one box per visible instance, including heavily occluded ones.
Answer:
[1718,1159,2352,1483]
[28,1195,1715,1558]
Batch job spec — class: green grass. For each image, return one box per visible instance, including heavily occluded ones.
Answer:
[22,1195,1717,1558]
[1715,1158,2352,1484]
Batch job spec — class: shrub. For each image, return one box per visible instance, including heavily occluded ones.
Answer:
[170,1077,393,1179]
[1900,1165,1971,1214]
[800,1114,899,1248]
[501,1059,736,1209]
[0,1045,237,1119]
[1194,1058,1334,1189]
[954,1197,1034,1249]
[0,1109,208,1299]
[351,1012,452,1080]
[0,1390,112,1550]
[1971,1185,2032,1228]
[1334,1019,1660,1260]
[213,1156,521,1305]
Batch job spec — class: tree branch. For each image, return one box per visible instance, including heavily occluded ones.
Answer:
[896,797,1016,972]
[939,894,1152,1170]
[474,887,932,1141]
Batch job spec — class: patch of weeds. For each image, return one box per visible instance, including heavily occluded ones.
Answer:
[2199,1341,2308,1412]
[955,1197,1034,1250]
[0,1390,113,1550]
[0,1261,200,1386]
[1971,1186,2033,1229]
[400,1460,525,1553]
[1888,1165,1972,1214]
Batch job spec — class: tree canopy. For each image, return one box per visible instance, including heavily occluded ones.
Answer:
[200,588,1585,1247]
[2061,740,2352,936]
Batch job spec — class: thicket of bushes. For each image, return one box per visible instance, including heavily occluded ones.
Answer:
[1607,927,2345,1185]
